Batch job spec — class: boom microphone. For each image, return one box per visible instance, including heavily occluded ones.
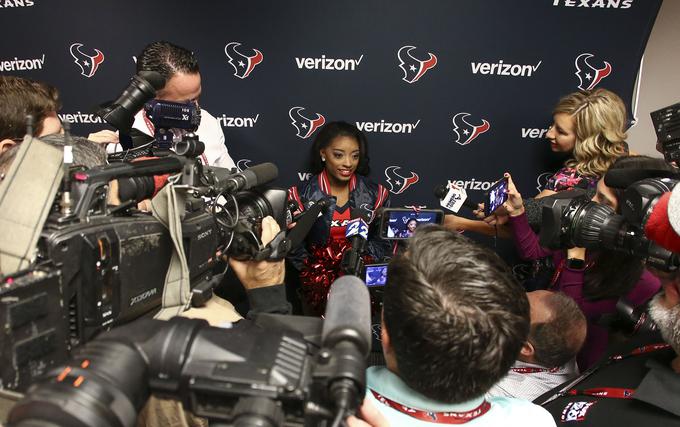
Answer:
[321,275,371,414]
[209,162,278,194]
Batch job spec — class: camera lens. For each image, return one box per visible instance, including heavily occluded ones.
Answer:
[571,202,615,248]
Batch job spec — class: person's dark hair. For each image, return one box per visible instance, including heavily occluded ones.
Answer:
[0,75,61,140]
[585,155,676,300]
[310,121,370,176]
[383,225,530,402]
[136,41,200,82]
[40,134,107,168]
[530,292,586,367]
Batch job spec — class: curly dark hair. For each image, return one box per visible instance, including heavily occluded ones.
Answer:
[309,121,370,176]
[383,225,530,403]
[136,41,200,82]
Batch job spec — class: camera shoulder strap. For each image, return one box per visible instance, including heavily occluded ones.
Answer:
[150,183,191,319]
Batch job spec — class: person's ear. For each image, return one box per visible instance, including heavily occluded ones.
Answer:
[520,340,535,359]
[0,139,17,154]
[319,150,326,162]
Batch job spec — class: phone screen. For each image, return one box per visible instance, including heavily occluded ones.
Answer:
[485,178,509,216]
[365,264,388,287]
[382,209,443,240]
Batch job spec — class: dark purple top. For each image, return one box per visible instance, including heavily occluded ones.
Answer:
[509,212,661,369]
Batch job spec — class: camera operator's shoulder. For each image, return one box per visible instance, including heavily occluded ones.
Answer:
[486,396,557,427]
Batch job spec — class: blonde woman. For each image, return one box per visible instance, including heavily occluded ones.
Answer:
[445,88,629,235]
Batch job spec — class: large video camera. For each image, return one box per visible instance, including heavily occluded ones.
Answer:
[7,277,371,427]
[539,179,679,272]
[0,72,295,393]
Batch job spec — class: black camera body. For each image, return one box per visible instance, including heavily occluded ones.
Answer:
[539,180,679,272]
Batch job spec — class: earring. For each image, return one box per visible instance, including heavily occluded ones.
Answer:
[321,156,326,162]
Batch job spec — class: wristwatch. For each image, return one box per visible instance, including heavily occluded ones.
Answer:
[566,258,586,270]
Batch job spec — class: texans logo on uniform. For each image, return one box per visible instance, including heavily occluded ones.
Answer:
[289,106,326,139]
[574,53,612,90]
[536,172,553,193]
[452,112,490,145]
[69,43,105,78]
[224,42,264,79]
[384,166,419,194]
[397,45,437,84]
[236,158,252,173]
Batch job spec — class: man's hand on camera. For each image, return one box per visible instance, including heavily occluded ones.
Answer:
[346,399,390,427]
[88,130,119,145]
[228,216,285,289]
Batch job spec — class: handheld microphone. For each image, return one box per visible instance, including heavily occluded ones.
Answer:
[321,276,371,414]
[434,183,477,213]
[341,218,369,276]
[208,162,278,194]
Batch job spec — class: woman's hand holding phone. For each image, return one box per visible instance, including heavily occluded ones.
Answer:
[502,173,525,217]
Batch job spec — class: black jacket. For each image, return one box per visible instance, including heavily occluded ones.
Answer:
[287,170,392,270]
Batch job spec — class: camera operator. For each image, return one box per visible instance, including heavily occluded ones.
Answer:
[368,225,555,426]
[0,75,107,170]
[95,41,236,169]
[138,215,290,427]
[488,290,587,401]
[499,156,675,369]
[538,262,680,425]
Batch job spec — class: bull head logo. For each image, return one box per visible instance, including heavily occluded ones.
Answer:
[452,112,490,145]
[224,42,264,79]
[384,166,420,194]
[575,53,612,90]
[289,106,325,139]
[397,45,437,84]
[69,43,105,78]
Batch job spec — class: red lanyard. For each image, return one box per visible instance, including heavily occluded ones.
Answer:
[549,258,593,288]
[370,389,491,424]
[560,343,671,401]
[567,387,635,399]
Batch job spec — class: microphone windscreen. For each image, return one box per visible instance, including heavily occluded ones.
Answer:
[321,275,371,356]
[244,162,278,188]
[604,168,680,189]
[644,192,680,253]
[434,184,448,200]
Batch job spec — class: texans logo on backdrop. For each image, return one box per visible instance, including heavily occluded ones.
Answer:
[236,159,253,173]
[384,166,419,194]
[397,45,437,84]
[452,112,491,145]
[69,43,105,78]
[574,53,612,91]
[289,107,326,139]
[224,42,264,79]
[536,172,553,193]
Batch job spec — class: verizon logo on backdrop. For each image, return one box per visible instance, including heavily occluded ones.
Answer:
[521,127,549,139]
[217,114,260,128]
[295,54,364,71]
[58,112,103,124]
[356,119,421,134]
[471,60,542,77]
[0,54,44,71]
[448,178,496,191]
[552,0,633,8]
[0,0,35,7]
